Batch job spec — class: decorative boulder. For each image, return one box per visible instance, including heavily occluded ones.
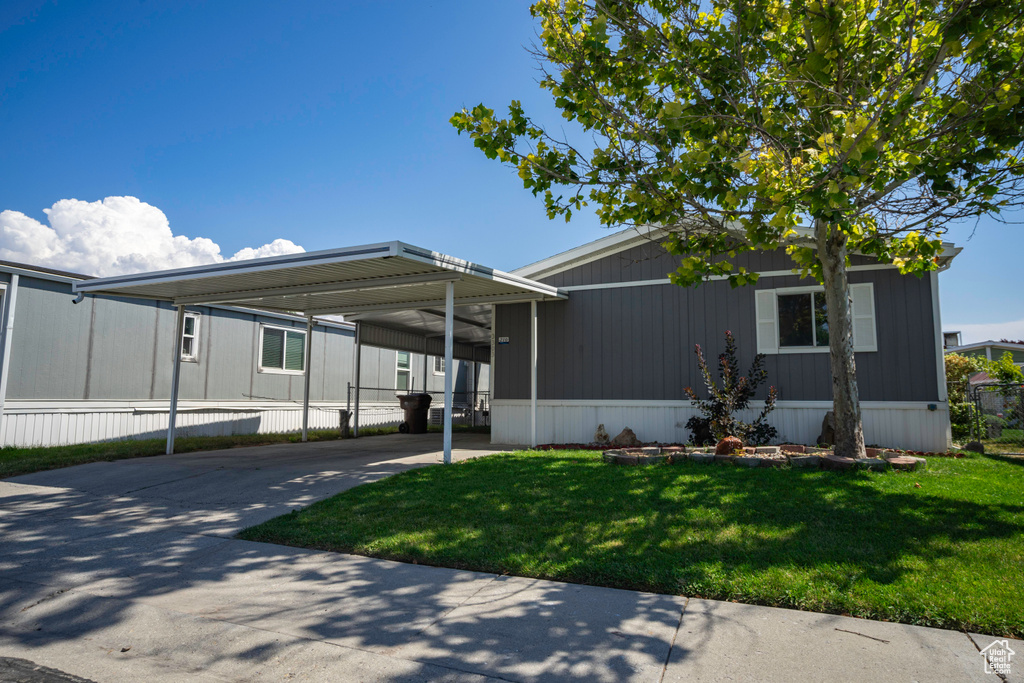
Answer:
[610,427,641,447]
[594,424,610,445]
[965,440,985,454]
[816,411,836,446]
[715,436,743,455]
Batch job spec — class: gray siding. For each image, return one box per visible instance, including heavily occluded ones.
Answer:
[6,274,485,403]
[495,247,939,402]
[543,242,876,287]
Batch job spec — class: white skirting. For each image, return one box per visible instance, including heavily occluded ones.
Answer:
[0,400,404,448]
[491,399,952,452]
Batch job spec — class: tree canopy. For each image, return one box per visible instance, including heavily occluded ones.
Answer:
[452,0,1024,456]
[453,0,1024,285]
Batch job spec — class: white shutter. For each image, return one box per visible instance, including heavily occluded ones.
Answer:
[755,289,779,354]
[851,283,877,352]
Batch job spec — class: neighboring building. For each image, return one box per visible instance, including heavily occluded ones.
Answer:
[0,261,485,447]
[944,337,1024,367]
[491,228,955,452]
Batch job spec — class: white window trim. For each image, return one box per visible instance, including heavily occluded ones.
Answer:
[257,323,307,375]
[775,287,830,354]
[180,312,200,363]
[395,351,411,390]
[756,284,877,354]
[432,355,445,376]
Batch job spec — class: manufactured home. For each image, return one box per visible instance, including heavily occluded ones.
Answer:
[492,228,955,452]
[0,261,486,447]
[1,226,956,453]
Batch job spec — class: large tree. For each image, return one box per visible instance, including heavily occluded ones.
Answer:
[452,0,1024,457]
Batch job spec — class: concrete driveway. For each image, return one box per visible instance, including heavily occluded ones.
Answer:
[0,433,1019,682]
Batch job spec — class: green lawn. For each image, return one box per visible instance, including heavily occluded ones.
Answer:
[240,449,1024,637]
[983,428,1024,454]
[0,424,488,479]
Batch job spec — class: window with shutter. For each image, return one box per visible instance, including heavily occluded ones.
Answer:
[756,284,877,354]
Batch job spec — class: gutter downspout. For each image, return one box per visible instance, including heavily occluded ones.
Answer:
[0,275,20,440]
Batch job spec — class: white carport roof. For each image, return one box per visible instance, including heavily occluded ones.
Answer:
[73,241,562,461]
[73,240,566,359]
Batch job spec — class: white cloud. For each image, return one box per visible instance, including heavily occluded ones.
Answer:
[0,196,304,277]
[947,319,1024,344]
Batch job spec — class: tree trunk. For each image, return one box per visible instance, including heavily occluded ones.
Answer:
[816,221,867,459]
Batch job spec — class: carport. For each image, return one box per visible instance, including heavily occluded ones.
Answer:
[72,241,566,462]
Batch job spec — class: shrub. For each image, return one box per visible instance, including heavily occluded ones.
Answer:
[949,402,980,441]
[684,330,778,445]
[985,414,1007,438]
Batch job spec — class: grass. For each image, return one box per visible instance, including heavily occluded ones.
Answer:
[240,449,1024,638]
[0,423,489,479]
[982,428,1024,454]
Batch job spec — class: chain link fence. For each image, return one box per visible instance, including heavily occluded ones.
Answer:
[345,386,490,431]
[949,381,1024,454]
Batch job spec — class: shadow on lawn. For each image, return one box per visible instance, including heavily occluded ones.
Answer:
[266,451,1024,632]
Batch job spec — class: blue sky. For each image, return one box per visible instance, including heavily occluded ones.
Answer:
[1,1,1020,342]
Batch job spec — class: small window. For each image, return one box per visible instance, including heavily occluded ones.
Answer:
[433,355,445,375]
[181,313,200,361]
[396,351,411,391]
[778,292,829,348]
[259,325,306,373]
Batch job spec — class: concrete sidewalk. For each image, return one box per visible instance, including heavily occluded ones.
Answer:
[1,435,1020,682]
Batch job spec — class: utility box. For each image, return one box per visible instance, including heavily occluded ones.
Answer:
[397,393,432,434]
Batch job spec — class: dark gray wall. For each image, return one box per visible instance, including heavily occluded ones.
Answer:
[495,247,939,402]
[542,241,876,287]
[7,275,485,402]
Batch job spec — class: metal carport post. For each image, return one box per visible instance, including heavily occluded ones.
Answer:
[442,280,454,464]
[301,316,314,442]
[166,304,186,455]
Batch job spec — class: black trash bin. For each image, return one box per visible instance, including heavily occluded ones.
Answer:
[397,393,432,434]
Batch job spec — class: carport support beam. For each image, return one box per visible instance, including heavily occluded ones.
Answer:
[301,316,313,442]
[530,300,537,448]
[443,280,454,464]
[166,304,186,455]
[353,322,361,438]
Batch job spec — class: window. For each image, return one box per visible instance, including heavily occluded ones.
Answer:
[777,292,829,348]
[180,313,200,361]
[755,283,877,354]
[396,351,411,391]
[259,325,306,373]
[433,355,445,375]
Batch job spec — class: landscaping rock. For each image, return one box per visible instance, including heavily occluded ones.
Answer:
[594,424,610,445]
[965,440,985,454]
[735,456,762,468]
[637,455,667,465]
[886,456,918,471]
[816,410,836,446]
[610,427,641,447]
[788,454,820,468]
[856,458,888,471]
[715,436,743,455]
[690,452,715,464]
[909,456,927,470]
[713,454,736,464]
[821,454,856,471]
